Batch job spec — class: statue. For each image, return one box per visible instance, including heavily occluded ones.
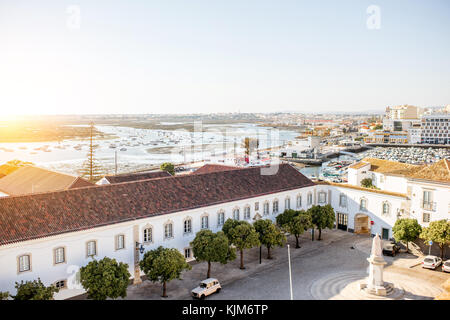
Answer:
[359,233,394,296]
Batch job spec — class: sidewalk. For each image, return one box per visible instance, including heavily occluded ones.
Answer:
[125,229,353,300]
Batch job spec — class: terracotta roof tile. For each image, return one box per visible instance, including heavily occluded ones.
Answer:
[0,164,314,246]
[103,171,172,184]
[192,164,241,175]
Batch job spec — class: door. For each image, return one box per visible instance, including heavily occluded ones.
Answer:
[382,228,389,240]
[337,213,348,231]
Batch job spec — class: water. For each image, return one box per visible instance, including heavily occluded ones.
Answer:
[0,123,298,175]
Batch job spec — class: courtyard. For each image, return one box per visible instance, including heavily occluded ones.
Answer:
[125,229,449,300]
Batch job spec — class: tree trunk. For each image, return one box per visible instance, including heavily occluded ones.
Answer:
[295,235,300,248]
[267,246,273,259]
[406,241,409,252]
[207,261,211,278]
[162,281,167,298]
[240,249,245,269]
[440,244,444,259]
[318,228,322,241]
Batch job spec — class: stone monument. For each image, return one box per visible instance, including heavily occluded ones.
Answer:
[359,233,394,296]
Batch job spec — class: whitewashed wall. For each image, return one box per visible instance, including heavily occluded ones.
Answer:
[0,186,315,299]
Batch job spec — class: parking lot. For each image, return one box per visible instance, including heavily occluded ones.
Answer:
[125,229,449,300]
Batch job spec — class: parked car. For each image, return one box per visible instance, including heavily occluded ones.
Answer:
[422,255,442,270]
[191,278,221,299]
[382,240,400,257]
[442,260,450,273]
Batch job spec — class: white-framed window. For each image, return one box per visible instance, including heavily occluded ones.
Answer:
[382,202,390,215]
[263,202,270,215]
[18,255,31,273]
[54,247,65,264]
[86,241,97,257]
[296,195,302,208]
[201,215,209,229]
[255,202,259,211]
[285,198,290,210]
[273,200,279,213]
[307,192,313,205]
[233,208,240,220]
[184,218,192,234]
[318,191,327,204]
[143,227,153,243]
[423,190,433,204]
[339,194,347,208]
[360,198,367,211]
[423,212,431,223]
[184,248,191,259]
[116,234,125,250]
[244,206,251,220]
[217,211,225,226]
[164,223,173,239]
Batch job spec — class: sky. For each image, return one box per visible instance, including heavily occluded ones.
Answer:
[0,0,449,115]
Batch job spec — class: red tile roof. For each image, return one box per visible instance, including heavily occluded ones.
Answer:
[0,164,314,246]
[103,170,172,184]
[193,164,241,175]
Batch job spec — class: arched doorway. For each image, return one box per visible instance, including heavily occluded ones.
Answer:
[354,214,370,235]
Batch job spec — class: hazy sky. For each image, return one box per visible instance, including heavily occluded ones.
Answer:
[1,0,449,115]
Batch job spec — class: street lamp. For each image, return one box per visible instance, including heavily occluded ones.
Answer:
[135,242,145,254]
[287,244,293,300]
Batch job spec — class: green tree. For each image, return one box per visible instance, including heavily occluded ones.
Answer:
[420,220,450,258]
[253,219,286,259]
[79,122,105,182]
[160,162,175,175]
[392,218,422,252]
[308,204,336,241]
[0,292,9,300]
[139,246,191,297]
[222,219,260,269]
[12,278,58,300]
[191,230,236,278]
[276,210,312,248]
[361,178,375,189]
[79,257,131,300]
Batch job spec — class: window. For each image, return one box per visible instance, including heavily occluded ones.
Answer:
[86,241,97,257]
[233,208,240,220]
[423,190,432,204]
[184,219,192,234]
[382,202,390,215]
[164,223,173,239]
[285,198,290,210]
[318,192,327,204]
[423,212,430,223]
[143,227,153,243]
[244,206,251,220]
[264,202,269,216]
[184,248,191,259]
[116,235,125,250]
[307,193,313,205]
[201,216,209,229]
[255,202,259,211]
[339,194,347,208]
[217,211,225,226]
[360,198,367,211]
[273,200,279,214]
[18,255,31,273]
[55,280,67,290]
[296,195,302,208]
[54,247,65,264]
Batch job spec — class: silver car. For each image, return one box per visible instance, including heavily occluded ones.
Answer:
[191,278,221,299]
[422,255,442,270]
[442,260,450,273]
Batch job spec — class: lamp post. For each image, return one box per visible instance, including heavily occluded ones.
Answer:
[287,244,293,300]
[259,245,262,264]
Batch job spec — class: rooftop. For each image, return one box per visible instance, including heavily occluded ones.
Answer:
[102,170,172,184]
[0,163,314,246]
[0,166,93,196]
[314,180,407,198]
[192,163,241,175]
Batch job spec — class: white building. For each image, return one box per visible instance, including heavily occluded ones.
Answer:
[1,161,448,299]
[420,114,450,145]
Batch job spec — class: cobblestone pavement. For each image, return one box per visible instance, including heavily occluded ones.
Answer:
[125,229,449,300]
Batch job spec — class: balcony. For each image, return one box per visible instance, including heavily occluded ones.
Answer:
[421,201,436,212]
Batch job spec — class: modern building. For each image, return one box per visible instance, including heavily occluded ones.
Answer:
[420,114,450,145]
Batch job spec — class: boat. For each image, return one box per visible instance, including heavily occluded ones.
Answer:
[120,148,127,152]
